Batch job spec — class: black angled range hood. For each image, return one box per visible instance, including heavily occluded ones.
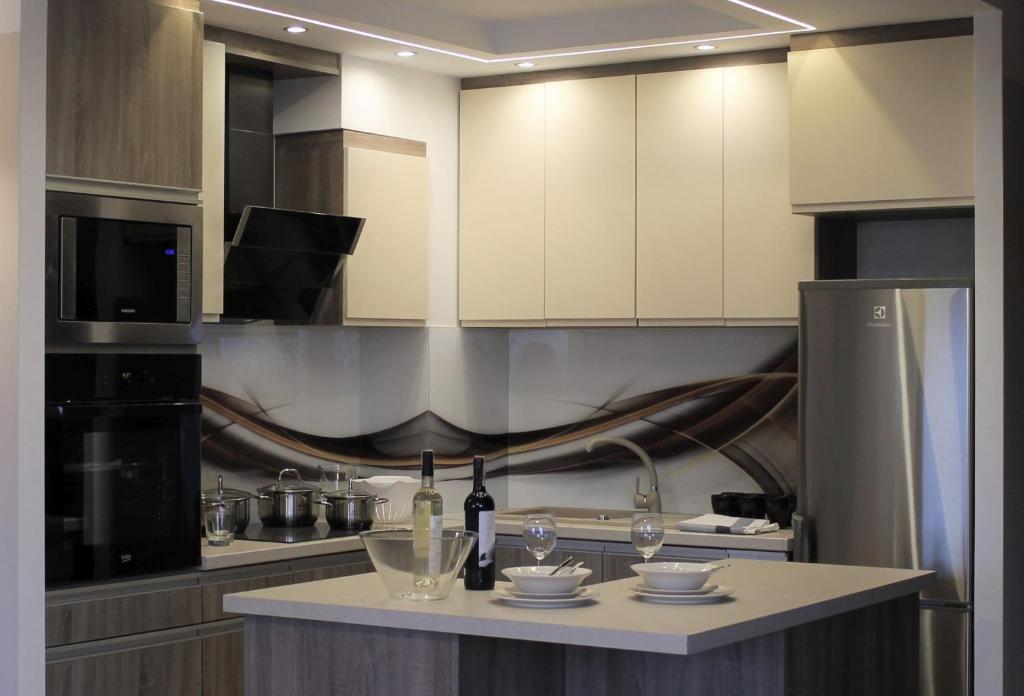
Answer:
[222,206,364,323]
[221,64,363,323]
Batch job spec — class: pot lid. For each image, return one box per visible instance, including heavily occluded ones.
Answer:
[202,475,250,502]
[258,468,320,494]
[322,488,375,500]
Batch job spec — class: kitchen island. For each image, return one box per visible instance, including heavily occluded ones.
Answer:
[224,559,930,695]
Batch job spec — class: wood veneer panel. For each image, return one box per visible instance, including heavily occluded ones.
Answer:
[46,636,202,696]
[790,18,973,51]
[203,26,340,76]
[47,0,203,190]
[45,587,201,648]
[202,627,245,696]
[245,617,459,696]
[201,572,293,622]
[275,131,346,215]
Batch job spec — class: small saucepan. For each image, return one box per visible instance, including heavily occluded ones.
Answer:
[321,481,388,531]
[255,469,328,528]
[201,475,250,536]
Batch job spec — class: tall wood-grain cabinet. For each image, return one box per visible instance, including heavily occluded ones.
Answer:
[636,68,724,325]
[459,85,546,326]
[275,131,429,326]
[723,63,813,323]
[544,75,637,325]
[46,0,203,191]
[788,36,974,213]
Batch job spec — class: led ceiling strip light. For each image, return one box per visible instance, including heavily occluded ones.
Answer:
[206,0,816,64]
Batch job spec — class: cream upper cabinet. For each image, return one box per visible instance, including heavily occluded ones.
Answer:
[342,146,429,326]
[544,75,637,325]
[788,36,974,213]
[636,68,724,325]
[200,40,225,319]
[724,63,814,323]
[459,84,546,326]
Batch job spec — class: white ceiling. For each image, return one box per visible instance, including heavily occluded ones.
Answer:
[200,0,987,77]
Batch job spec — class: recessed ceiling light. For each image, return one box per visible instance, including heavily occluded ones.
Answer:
[396,50,417,58]
[695,44,716,51]
[284,25,307,33]
[516,62,536,68]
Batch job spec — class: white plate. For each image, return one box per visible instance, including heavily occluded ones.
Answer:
[632,583,718,596]
[502,586,586,600]
[494,587,599,608]
[630,585,734,604]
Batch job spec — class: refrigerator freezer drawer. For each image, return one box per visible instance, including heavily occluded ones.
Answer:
[921,605,970,696]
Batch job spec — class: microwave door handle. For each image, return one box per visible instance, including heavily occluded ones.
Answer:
[60,217,77,321]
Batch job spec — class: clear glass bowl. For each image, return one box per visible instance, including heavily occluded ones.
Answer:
[360,528,478,601]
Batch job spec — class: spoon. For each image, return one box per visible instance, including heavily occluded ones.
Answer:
[548,555,575,576]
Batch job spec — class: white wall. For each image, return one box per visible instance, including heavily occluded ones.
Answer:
[274,55,461,328]
[973,9,1005,696]
[339,56,460,328]
[0,0,46,694]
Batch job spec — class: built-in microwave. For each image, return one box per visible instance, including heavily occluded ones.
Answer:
[45,191,202,345]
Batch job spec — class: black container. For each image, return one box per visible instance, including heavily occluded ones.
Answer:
[738,493,767,519]
[766,494,797,528]
[710,492,742,517]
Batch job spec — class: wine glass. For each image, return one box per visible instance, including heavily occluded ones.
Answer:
[631,512,664,563]
[522,513,557,567]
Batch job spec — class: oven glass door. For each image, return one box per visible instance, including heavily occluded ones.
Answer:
[60,216,191,324]
[45,401,201,586]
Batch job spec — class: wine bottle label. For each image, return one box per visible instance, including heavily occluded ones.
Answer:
[478,511,495,567]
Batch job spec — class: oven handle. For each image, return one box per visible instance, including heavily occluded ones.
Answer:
[46,401,201,417]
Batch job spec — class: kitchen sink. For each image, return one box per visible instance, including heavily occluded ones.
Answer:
[499,506,637,521]
[498,507,696,526]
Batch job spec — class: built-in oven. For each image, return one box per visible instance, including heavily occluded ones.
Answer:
[45,191,202,346]
[45,353,201,586]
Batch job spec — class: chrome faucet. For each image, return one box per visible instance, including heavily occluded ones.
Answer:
[584,436,661,514]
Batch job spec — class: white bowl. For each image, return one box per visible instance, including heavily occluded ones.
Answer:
[351,477,418,523]
[630,562,723,591]
[501,566,592,594]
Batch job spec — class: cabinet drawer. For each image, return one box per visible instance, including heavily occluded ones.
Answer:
[202,622,245,696]
[46,630,202,696]
[292,560,374,584]
[202,571,293,622]
[46,584,201,648]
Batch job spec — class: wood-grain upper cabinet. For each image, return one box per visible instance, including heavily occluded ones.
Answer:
[343,144,429,325]
[459,85,546,326]
[46,0,203,190]
[788,36,974,213]
[723,63,813,323]
[636,69,724,325]
[274,130,429,326]
[544,76,637,325]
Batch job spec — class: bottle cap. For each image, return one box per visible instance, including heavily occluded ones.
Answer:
[421,449,434,477]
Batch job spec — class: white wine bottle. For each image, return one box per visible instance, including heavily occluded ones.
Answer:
[412,450,443,588]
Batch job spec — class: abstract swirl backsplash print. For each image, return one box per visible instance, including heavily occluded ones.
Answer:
[200,325,798,513]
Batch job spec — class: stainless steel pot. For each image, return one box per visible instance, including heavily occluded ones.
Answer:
[255,469,326,528]
[321,482,388,531]
[201,475,250,535]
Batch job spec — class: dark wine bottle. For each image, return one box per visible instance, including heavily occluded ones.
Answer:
[464,455,496,590]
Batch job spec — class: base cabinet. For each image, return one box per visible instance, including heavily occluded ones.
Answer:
[46,631,202,696]
[45,551,372,696]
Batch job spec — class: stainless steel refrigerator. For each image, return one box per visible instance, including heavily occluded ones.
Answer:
[797,279,972,696]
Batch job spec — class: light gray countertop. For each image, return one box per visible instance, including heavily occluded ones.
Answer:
[223,559,931,655]
[201,514,793,571]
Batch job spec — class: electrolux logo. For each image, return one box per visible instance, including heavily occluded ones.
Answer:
[867,304,892,329]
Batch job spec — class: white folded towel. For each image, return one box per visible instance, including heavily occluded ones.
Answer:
[677,513,780,535]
